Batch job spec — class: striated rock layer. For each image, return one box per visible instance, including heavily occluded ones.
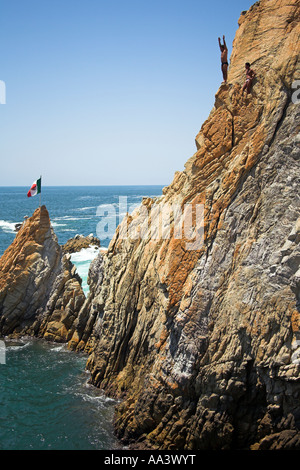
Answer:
[0,0,299,451]
[0,206,86,343]
[83,0,300,450]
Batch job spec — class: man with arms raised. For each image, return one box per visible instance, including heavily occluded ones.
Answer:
[218,35,228,83]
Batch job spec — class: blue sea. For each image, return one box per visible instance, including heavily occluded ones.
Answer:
[0,185,163,450]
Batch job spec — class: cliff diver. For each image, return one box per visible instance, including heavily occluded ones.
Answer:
[242,62,256,95]
[218,35,228,83]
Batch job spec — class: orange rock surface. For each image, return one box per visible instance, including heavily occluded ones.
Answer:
[84,0,300,450]
[0,206,85,342]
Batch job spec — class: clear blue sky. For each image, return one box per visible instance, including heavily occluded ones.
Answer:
[0,0,254,186]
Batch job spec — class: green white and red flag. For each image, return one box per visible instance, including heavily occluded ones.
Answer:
[27,177,42,198]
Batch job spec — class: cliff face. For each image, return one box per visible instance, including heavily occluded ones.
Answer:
[0,0,299,452]
[0,206,85,343]
[84,0,300,450]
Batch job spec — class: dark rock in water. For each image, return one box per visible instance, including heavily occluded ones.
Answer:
[62,234,100,254]
[14,223,23,232]
[5,340,26,347]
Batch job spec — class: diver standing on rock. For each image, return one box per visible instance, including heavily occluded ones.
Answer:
[218,35,228,83]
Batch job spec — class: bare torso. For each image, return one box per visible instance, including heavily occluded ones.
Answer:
[221,49,228,63]
[246,68,255,80]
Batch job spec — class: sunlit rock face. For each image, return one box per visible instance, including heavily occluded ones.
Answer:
[0,206,85,343]
[83,0,300,450]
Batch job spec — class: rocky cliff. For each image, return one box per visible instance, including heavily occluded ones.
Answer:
[0,0,299,452]
[0,206,85,343]
[82,0,300,450]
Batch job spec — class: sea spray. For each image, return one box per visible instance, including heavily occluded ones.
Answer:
[70,246,101,295]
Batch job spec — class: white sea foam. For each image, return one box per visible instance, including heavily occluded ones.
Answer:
[96,202,119,211]
[49,344,67,352]
[70,246,100,264]
[6,341,30,351]
[70,246,101,295]
[75,388,116,408]
[0,220,20,233]
[81,394,115,405]
[54,216,92,221]
[77,206,97,212]
[51,222,68,228]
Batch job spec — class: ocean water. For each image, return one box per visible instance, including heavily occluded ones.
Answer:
[0,338,119,450]
[0,185,163,450]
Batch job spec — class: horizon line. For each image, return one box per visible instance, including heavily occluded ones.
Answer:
[0,184,166,188]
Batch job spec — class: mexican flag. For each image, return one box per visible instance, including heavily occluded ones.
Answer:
[27,177,42,198]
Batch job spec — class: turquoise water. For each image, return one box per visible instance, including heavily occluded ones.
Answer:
[0,186,164,450]
[0,338,120,450]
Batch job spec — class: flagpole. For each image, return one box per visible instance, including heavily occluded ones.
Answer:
[40,175,42,208]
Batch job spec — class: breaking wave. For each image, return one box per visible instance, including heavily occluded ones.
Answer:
[0,220,20,233]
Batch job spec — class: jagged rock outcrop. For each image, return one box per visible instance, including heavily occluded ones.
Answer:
[62,234,100,254]
[83,0,300,450]
[0,206,86,342]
